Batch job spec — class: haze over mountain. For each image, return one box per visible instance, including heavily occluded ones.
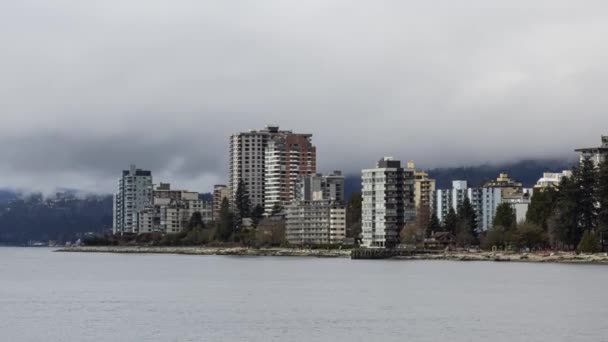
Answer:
[2,1,607,194]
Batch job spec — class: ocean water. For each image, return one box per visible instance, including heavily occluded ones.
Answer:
[1,247,607,342]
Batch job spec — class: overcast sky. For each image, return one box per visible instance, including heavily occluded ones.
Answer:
[2,0,607,194]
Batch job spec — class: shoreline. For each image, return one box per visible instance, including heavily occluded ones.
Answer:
[56,246,608,264]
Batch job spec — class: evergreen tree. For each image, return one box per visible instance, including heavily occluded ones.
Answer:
[526,186,558,229]
[443,207,458,235]
[493,203,516,230]
[551,176,579,248]
[217,198,235,241]
[186,212,205,231]
[427,212,442,235]
[251,204,265,228]
[270,203,284,217]
[577,157,597,232]
[596,159,608,242]
[234,179,251,231]
[577,230,601,254]
[457,197,478,235]
[345,192,362,239]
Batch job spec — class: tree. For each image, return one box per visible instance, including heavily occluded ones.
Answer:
[251,204,265,228]
[443,207,458,235]
[345,192,362,239]
[256,218,286,246]
[186,212,205,231]
[577,230,601,254]
[514,222,546,250]
[234,179,251,229]
[596,159,608,246]
[493,203,516,231]
[577,157,597,232]
[526,186,558,229]
[427,212,442,236]
[270,203,284,217]
[400,223,418,245]
[415,205,431,238]
[217,198,235,241]
[456,197,478,246]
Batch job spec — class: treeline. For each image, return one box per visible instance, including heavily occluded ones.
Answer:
[0,193,112,244]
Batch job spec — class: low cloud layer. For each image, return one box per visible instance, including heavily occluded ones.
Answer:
[1,0,606,193]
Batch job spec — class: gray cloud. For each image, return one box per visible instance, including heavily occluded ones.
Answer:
[1,0,606,193]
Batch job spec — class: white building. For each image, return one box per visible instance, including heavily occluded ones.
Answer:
[575,135,608,166]
[137,184,213,234]
[534,171,573,189]
[113,165,153,235]
[480,173,524,231]
[285,201,346,245]
[435,181,482,226]
[285,171,346,245]
[361,157,415,248]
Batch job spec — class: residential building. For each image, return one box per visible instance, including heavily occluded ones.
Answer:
[285,171,346,245]
[137,184,213,234]
[361,157,415,248]
[285,201,346,245]
[407,161,436,210]
[295,171,344,203]
[264,132,316,213]
[113,165,153,235]
[435,181,482,225]
[480,173,524,231]
[213,184,230,219]
[534,171,573,190]
[502,189,533,224]
[229,125,316,212]
[575,135,608,166]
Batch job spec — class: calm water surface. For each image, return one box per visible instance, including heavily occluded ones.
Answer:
[1,248,607,342]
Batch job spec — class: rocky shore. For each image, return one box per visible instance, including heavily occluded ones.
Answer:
[57,246,608,263]
[57,246,352,258]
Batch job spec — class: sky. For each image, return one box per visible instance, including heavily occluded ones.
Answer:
[1,0,608,194]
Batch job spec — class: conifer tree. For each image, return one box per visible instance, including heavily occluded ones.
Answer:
[595,159,608,240]
[457,197,478,236]
[443,207,458,235]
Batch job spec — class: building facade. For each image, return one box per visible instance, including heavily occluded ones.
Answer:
[285,201,346,245]
[229,125,316,213]
[113,165,153,235]
[435,181,482,225]
[212,184,230,219]
[480,173,524,231]
[295,171,344,203]
[264,133,316,213]
[534,171,572,190]
[575,135,608,166]
[406,161,436,211]
[361,157,415,248]
[137,184,213,234]
[285,171,346,245]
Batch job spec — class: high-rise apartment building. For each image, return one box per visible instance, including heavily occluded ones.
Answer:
[575,135,608,166]
[229,125,316,213]
[264,132,316,213]
[407,161,436,211]
[228,126,317,215]
[361,157,415,248]
[480,173,524,231]
[212,184,230,219]
[113,165,153,235]
[436,181,482,224]
[295,171,344,203]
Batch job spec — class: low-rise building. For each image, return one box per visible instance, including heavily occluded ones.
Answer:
[285,201,346,245]
[534,171,572,190]
[285,171,346,245]
[212,185,230,220]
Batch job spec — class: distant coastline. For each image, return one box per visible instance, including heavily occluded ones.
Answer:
[57,246,608,264]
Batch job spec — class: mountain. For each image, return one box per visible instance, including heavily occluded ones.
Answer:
[344,159,575,200]
[0,192,113,245]
[0,190,18,204]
